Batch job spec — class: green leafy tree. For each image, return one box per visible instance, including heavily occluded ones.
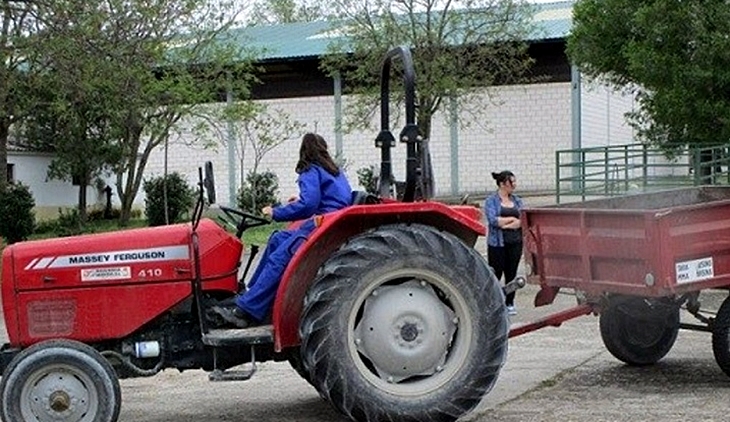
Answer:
[567,0,730,151]
[0,2,45,192]
[225,102,305,178]
[247,0,325,25]
[20,67,120,223]
[223,102,303,205]
[322,0,536,140]
[31,0,257,225]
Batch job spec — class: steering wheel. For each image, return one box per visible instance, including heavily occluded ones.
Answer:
[218,205,271,238]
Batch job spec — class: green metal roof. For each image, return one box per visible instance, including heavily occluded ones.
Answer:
[226,0,574,62]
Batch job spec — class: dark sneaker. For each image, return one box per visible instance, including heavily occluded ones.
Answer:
[211,305,253,329]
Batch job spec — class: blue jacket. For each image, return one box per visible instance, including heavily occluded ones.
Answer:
[272,164,352,222]
[484,192,524,247]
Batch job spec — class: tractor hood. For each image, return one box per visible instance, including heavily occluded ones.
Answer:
[1,218,242,346]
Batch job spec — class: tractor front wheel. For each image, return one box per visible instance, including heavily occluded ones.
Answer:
[0,339,121,422]
[300,223,508,422]
[599,295,680,366]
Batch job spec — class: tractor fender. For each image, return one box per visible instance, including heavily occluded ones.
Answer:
[271,202,485,351]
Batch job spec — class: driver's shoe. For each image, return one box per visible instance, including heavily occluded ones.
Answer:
[211,304,254,329]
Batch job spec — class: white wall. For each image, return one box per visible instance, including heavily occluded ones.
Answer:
[146,81,584,204]
[12,79,641,213]
[581,81,636,148]
[8,152,143,217]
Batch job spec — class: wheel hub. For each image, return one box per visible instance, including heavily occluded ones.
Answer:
[49,391,71,412]
[27,370,90,421]
[353,280,456,383]
[400,323,419,342]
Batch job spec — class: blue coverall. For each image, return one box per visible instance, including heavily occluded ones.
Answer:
[237,164,352,321]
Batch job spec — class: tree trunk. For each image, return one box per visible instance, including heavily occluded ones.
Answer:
[77,177,88,224]
[0,120,8,192]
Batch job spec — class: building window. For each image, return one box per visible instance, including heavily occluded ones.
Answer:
[7,163,14,183]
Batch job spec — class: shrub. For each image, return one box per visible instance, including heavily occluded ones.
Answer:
[0,183,36,244]
[356,166,378,194]
[143,172,194,226]
[34,218,59,235]
[237,171,280,215]
[88,206,122,221]
[56,207,84,237]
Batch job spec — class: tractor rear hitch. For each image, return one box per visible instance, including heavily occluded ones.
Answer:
[503,276,526,297]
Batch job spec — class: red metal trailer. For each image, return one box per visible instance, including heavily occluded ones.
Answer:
[517,186,730,373]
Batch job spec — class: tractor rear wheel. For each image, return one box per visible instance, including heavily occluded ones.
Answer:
[0,339,121,422]
[599,295,680,366]
[300,223,508,422]
[287,348,313,386]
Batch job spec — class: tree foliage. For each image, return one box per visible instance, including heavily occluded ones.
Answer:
[321,0,536,139]
[247,0,325,25]
[143,172,195,226]
[0,2,46,192]
[224,102,304,179]
[567,0,730,150]
[0,182,35,244]
[236,171,280,214]
[19,0,257,225]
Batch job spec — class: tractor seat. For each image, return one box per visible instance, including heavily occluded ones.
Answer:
[351,190,381,205]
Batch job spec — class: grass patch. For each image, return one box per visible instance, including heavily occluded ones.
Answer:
[242,222,284,246]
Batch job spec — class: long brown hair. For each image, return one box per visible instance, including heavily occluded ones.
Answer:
[295,133,339,176]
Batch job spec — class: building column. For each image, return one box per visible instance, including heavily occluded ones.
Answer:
[333,72,343,161]
[571,65,582,193]
[449,95,459,196]
[226,86,237,206]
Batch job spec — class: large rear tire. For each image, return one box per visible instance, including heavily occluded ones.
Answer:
[0,339,121,422]
[599,295,680,366]
[300,223,508,422]
[711,295,730,377]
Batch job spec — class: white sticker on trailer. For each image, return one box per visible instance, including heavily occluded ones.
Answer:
[675,257,714,284]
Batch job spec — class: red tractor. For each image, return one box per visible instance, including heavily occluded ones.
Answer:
[0,47,508,422]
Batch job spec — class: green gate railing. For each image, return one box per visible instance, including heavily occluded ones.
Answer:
[556,143,730,203]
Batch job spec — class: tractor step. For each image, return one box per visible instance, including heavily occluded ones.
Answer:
[202,324,274,347]
[209,368,255,382]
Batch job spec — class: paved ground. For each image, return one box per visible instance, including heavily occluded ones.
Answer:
[3,224,730,421]
[112,283,730,422]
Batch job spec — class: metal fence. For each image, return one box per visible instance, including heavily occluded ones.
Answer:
[556,143,730,203]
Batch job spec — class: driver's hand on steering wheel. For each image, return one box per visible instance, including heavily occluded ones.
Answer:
[261,206,274,218]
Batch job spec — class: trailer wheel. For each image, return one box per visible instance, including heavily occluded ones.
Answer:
[599,295,680,366]
[300,223,508,422]
[0,339,121,422]
[711,295,730,377]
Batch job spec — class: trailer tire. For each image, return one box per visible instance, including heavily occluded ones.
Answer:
[599,295,680,366]
[711,295,730,377]
[0,339,121,422]
[300,223,508,422]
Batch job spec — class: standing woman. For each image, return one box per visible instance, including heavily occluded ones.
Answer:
[484,170,524,315]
